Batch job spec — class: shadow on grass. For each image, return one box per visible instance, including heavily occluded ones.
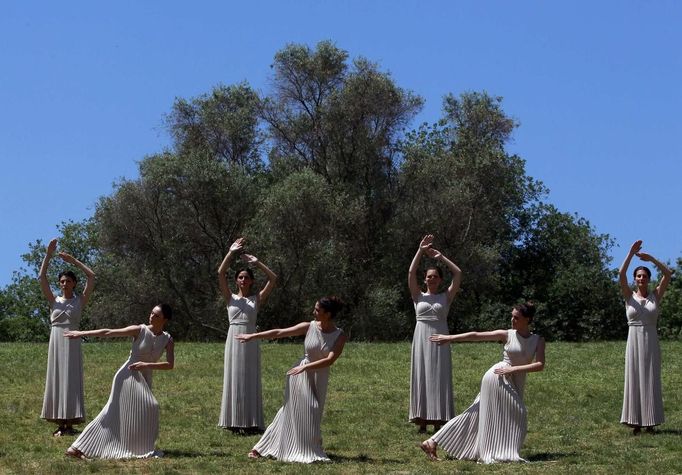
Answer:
[162,449,217,458]
[161,450,390,463]
[526,451,574,462]
[652,428,682,436]
[328,452,400,464]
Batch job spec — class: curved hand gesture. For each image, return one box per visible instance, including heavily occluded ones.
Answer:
[628,240,643,256]
[287,365,306,376]
[419,234,434,251]
[58,251,76,264]
[429,334,450,345]
[235,333,253,343]
[241,253,259,264]
[47,238,58,255]
[230,238,245,253]
[493,366,514,376]
[128,362,147,371]
[425,247,442,260]
[636,252,653,262]
[63,330,81,339]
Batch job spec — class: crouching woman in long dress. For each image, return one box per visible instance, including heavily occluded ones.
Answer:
[64,304,175,459]
[420,302,545,464]
[237,296,347,463]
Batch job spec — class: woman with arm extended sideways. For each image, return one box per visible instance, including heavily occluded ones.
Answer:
[408,234,462,433]
[217,237,277,434]
[237,296,347,463]
[64,304,175,460]
[39,238,96,437]
[618,240,672,434]
[420,302,545,464]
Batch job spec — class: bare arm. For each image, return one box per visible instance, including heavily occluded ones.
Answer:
[236,321,310,342]
[287,333,347,375]
[39,239,57,304]
[218,238,244,301]
[430,329,508,345]
[408,235,433,301]
[494,337,546,375]
[241,254,278,304]
[64,325,142,339]
[425,247,462,304]
[619,240,641,299]
[59,252,96,307]
[129,337,175,371]
[638,252,673,301]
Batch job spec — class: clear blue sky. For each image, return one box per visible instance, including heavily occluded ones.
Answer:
[1,1,681,287]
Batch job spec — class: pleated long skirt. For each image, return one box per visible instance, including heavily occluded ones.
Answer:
[409,319,454,423]
[72,363,160,459]
[432,362,527,464]
[253,362,329,463]
[41,324,85,423]
[218,323,263,429]
[621,325,664,427]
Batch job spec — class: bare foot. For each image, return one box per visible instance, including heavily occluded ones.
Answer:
[419,440,439,461]
[247,449,261,459]
[65,447,86,460]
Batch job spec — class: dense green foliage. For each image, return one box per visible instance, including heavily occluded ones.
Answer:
[4,40,676,341]
[1,341,682,473]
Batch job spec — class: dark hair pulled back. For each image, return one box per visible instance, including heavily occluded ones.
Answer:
[58,270,78,284]
[513,301,536,322]
[633,266,651,279]
[159,303,173,320]
[318,296,344,318]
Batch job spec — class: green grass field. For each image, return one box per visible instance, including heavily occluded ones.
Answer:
[1,339,681,474]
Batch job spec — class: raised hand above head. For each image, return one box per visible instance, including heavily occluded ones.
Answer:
[47,238,58,255]
[636,252,653,262]
[58,251,76,264]
[425,248,442,260]
[628,240,643,256]
[419,234,434,250]
[241,253,259,264]
[230,238,246,253]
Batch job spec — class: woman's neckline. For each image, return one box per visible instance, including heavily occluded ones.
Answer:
[315,321,338,334]
[634,291,650,300]
[147,324,165,336]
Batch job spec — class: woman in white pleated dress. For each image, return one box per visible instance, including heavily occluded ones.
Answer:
[64,304,174,459]
[618,240,672,434]
[217,237,277,433]
[420,302,545,464]
[408,234,462,433]
[237,296,347,463]
[39,238,95,437]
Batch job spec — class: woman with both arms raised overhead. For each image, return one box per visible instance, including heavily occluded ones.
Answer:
[39,238,96,437]
[408,234,462,433]
[217,237,277,434]
[618,240,672,435]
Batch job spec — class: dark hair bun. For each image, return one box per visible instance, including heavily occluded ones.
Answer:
[520,301,536,319]
[318,296,344,317]
[159,303,173,320]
